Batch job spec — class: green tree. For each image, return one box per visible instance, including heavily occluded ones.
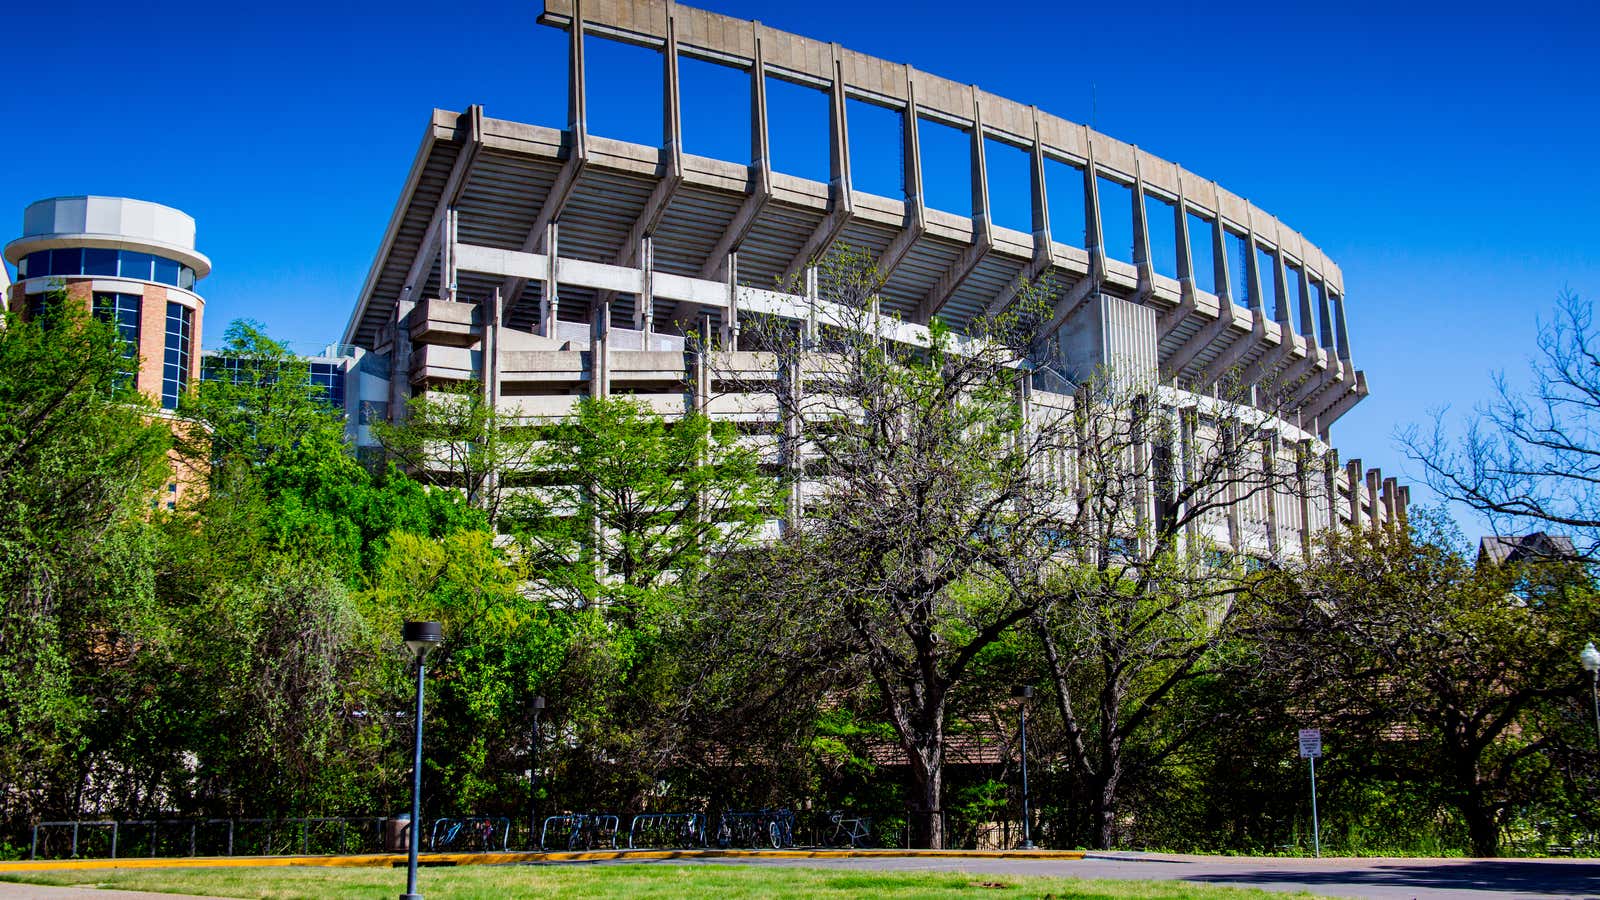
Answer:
[509,396,779,615]
[1251,511,1600,856]
[0,298,172,825]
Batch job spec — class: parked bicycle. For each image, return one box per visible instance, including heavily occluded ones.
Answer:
[717,808,795,849]
[823,810,873,848]
[430,816,508,852]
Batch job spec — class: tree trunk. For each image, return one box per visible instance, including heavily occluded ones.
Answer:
[907,743,944,850]
[1091,768,1121,850]
[1463,787,1499,858]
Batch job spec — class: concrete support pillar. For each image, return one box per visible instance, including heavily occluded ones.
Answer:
[1332,291,1351,361]
[567,0,589,155]
[827,45,853,205]
[721,252,739,348]
[1345,458,1363,531]
[540,223,560,338]
[1210,194,1232,306]
[636,236,654,344]
[1262,435,1281,557]
[1173,190,1194,301]
[750,24,770,179]
[1366,467,1383,532]
[1083,149,1106,283]
[442,207,459,303]
[1295,440,1313,559]
[968,93,990,240]
[1130,162,1153,297]
[804,264,819,342]
[389,288,415,425]
[1241,231,1265,315]
[590,294,610,398]
[662,1,682,161]
[1028,108,1051,256]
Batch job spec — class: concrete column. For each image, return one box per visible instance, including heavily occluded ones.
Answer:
[388,288,415,425]
[1345,458,1363,531]
[804,264,819,342]
[1295,263,1315,342]
[1028,108,1051,254]
[1295,440,1313,558]
[828,45,853,202]
[1332,291,1351,361]
[1083,150,1105,281]
[636,236,655,343]
[662,1,682,160]
[590,294,610,398]
[567,0,589,156]
[721,252,739,348]
[1210,195,1232,306]
[969,92,990,238]
[1270,246,1292,329]
[904,73,925,218]
[1173,192,1194,300]
[442,207,459,303]
[1131,162,1153,292]
[1239,231,1265,315]
[750,24,770,178]
[1366,467,1383,531]
[484,287,501,408]
[540,223,560,338]
[1322,449,1339,548]
[1262,436,1280,557]
[1315,279,1334,353]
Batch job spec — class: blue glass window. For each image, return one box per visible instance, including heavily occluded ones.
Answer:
[153,256,180,286]
[120,251,155,281]
[83,248,119,276]
[179,266,195,290]
[93,292,142,387]
[50,248,82,276]
[308,362,347,408]
[162,302,193,410]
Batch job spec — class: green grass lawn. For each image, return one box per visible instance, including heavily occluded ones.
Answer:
[2,862,1320,899]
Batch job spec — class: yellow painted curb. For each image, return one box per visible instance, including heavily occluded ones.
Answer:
[0,847,1085,873]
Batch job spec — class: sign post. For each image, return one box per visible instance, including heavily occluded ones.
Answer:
[1298,728,1322,858]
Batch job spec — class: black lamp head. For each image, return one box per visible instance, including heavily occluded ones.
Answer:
[403,620,443,659]
[1012,684,1034,699]
[531,695,547,711]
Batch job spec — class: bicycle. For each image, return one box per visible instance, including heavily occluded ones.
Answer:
[824,810,873,848]
[567,813,603,851]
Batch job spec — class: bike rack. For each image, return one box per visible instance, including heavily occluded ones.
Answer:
[539,814,620,851]
[626,813,706,849]
[428,816,512,852]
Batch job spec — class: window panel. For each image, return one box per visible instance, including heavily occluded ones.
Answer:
[153,257,180,286]
[120,251,154,281]
[50,248,81,276]
[162,302,193,410]
[84,248,119,276]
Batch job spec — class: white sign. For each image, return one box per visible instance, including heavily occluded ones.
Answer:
[1298,728,1322,758]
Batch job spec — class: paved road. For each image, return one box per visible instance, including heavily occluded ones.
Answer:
[606,851,1600,899]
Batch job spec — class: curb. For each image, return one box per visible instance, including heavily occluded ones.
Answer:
[0,847,1086,873]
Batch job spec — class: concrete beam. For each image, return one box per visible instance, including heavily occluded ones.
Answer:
[783,45,853,279]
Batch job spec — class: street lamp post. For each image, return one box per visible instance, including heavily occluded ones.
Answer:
[529,695,545,850]
[401,621,442,900]
[1013,685,1035,850]
[1582,642,1600,751]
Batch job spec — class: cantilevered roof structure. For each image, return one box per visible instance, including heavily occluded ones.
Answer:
[346,0,1367,434]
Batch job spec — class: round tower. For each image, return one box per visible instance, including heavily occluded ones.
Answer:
[4,196,210,409]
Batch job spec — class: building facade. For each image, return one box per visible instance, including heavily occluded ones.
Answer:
[339,0,1407,558]
[5,196,210,412]
[4,196,211,508]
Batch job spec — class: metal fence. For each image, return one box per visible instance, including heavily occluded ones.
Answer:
[31,817,385,860]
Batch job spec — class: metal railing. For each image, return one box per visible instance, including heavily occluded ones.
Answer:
[539,813,620,851]
[29,817,386,860]
[626,813,706,849]
[428,816,511,852]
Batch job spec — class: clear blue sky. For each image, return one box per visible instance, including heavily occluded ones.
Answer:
[4,0,1597,519]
